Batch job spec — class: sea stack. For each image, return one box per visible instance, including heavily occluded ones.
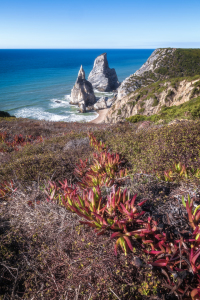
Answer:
[88,53,120,92]
[70,65,96,112]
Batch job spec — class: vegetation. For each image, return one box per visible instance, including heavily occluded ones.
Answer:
[152,97,159,107]
[96,121,200,182]
[2,124,200,299]
[0,111,12,118]
[154,49,200,78]
[117,109,121,115]
[0,118,109,184]
[45,134,200,298]
[127,100,136,106]
[127,96,200,123]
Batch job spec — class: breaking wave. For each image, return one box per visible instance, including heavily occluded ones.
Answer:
[14,107,97,122]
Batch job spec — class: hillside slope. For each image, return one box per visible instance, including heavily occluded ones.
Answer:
[105,76,200,123]
[105,48,200,123]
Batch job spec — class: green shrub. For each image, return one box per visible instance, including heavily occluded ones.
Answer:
[165,89,175,102]
[135,94,141,101]
[166,89,175,97]
[127,96,200,124]
[170,78,180,89]
[139,108,145,113]
[117,109,122,115]
[155,67,168,75]
[127,101,136,106]
[97,121,200,179]
[126,115,146,123]
[157,85,167,94]
[154,49,200,78]
[193,80,200,88]
[152,97,159,107]
[190,87,200,99]
[0,111,12,118]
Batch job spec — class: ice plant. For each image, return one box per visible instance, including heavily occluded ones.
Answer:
[89,133,107,152]
[182,195,200,230]
[0,131,43,152]
[0,181,17,198]
[46,133,200,296]
[162,161,188,182]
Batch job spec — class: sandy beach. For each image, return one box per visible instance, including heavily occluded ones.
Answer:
[89,108,109,124]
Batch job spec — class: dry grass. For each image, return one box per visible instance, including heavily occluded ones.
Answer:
[1,117,200,299]
[1,178,177,300]
[1,172,199,299]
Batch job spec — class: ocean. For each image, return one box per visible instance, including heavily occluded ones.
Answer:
[0,49,154,122]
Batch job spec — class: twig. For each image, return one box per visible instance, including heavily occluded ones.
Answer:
[109,288,121,300]
[75,285,81,300]
[179,242,182,269]
[0,263,17,279]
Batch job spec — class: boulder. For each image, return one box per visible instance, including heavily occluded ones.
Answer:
[94,97,107,110]
[70,65,96,108]
[88,53,120,92]
[106,95,117,108]
[85,105,94,112]
[79,101,86,113]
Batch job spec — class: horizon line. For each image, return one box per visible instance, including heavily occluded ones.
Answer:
[1,47,200,50]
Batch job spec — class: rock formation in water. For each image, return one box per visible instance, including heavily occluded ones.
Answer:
[70,65,96,112]
[88,53,120,92]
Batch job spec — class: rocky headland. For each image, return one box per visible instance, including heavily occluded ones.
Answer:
[103,48,200,123]
[88,53,120,92]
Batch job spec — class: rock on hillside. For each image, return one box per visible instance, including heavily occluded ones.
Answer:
[88,53,120,92]
[70,65,96,112]
[105,77,200,123]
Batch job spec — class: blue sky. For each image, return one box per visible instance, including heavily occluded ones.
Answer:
[0,0,200,49]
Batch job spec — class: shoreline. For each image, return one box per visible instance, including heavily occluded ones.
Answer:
[89,108,109,124]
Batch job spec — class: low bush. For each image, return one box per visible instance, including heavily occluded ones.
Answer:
[152,97,159,107]
[126,115,146,123]
[126,96,200,123]
[97,121,200,183]
[139,108,145,113]
[0,111,12,118]
[190,87,200,99]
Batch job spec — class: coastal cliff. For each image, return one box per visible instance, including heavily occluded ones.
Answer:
[104,48,200,123]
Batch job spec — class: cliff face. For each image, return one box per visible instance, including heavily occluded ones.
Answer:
[70,65,96,111]
[88,53,120,92]
[117,48,176,99]
[105,77,200,123]
[104,48,200,123]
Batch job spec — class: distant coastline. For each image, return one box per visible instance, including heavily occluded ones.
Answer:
[0,49,154,122]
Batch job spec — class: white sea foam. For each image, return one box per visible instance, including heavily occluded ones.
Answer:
[49,95,71,108]
[94,89,114,97]
[64,94,71,100]
[14,107,97,122]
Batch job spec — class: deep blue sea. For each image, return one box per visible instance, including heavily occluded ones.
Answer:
[0,49,154,122]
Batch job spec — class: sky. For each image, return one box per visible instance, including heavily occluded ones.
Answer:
[0,0,200,49]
